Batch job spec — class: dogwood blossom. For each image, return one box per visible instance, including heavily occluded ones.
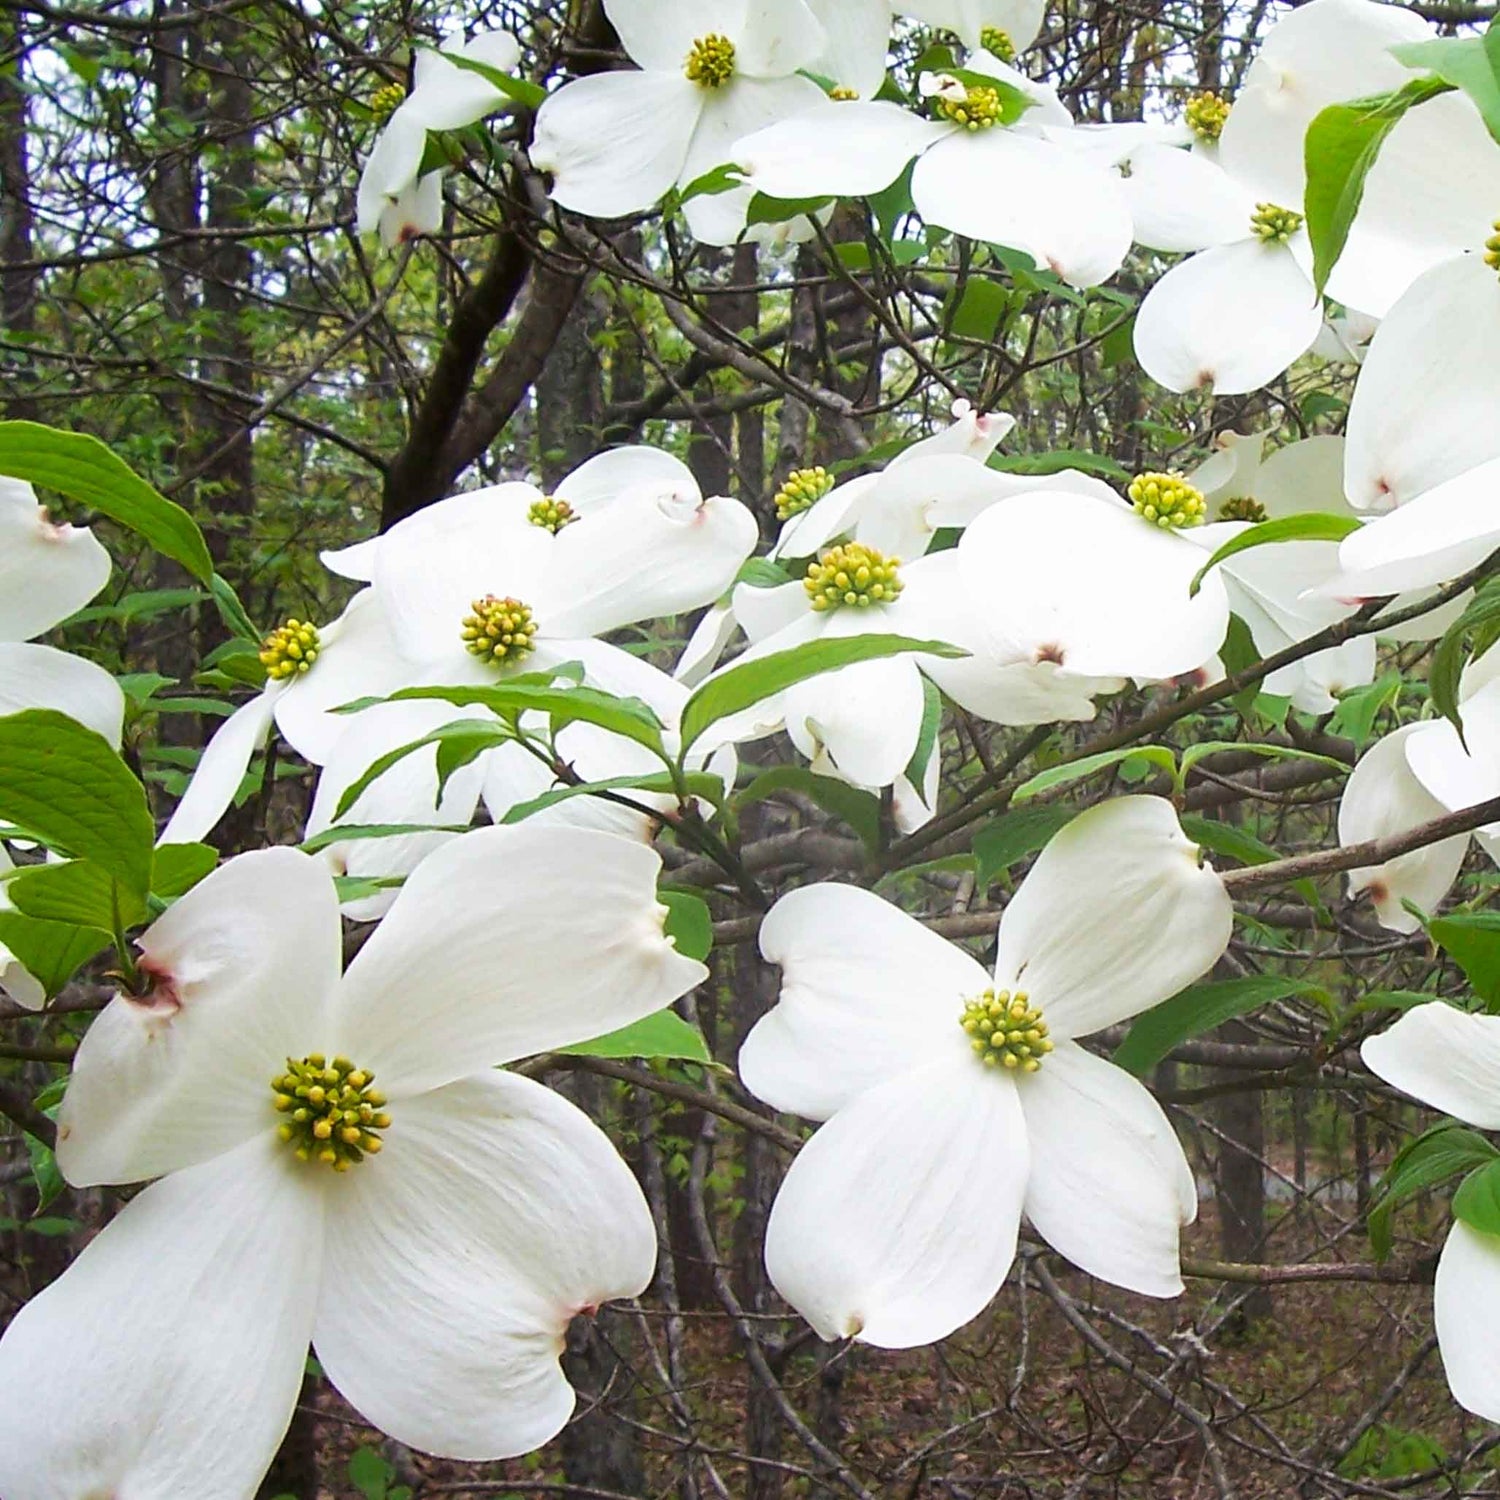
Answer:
[1361,1002,1500,1422]
[740,797,1232,1346]
[529,0,828,244]
[0,827,705,1496]
[357,27,522,246]
[0,477,122,745]
[731,52,1133,288]
[895,0,1045,59]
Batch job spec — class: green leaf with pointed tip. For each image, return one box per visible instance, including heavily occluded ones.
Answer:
[0,420,214,582]
[1303,75,1455,296]
[1114,974,1326,1076]
[499,771,724,826]
[558,1008,711,1064]
[1010,745,1176,803]
[661,888,714,962]
[1429,913,1500,1008]
[6,858,144,930]
[679,634,966,754]
[1454,1158,1500,1237]
[0,710,154,896]
[1368,1120,1498,1259]
[746,192,833,226]
[0,912,111,998]
[1189,512,1363,595]
[333,719,514,821]
[1390,34,1500,144]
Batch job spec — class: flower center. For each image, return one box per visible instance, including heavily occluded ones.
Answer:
[932,78,1005,130]
[260,618,321,680]
[775,465,834,521]
[1250,202,1303,243]
[461,595,538,665]
[528,495,577,533]
[1217,494,1267,523]
[1129,471,1207,529]
[829,85,859,101]
[978,25,1016,62]
[961,988,1053,1072]
[369,80,406,120]
[685,33,735,88]
[804,542,903,611]
[272,1054,390,1171]
[1485,217,1500,275]
[1184,90,1229,144]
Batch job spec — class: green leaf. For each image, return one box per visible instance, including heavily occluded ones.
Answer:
[438,50,547,110]
[1189,512,1363,595]
[946,277,1009,342]
[1454,1158,1500,1237]
[669,163,742,208]
[989,449,1129,481]
[151,842,218,900]
[1010,745,1176,803]
[6,858,144,931]
[558,1008,712,1063]
[1303,75,1455,295]
[0,420,214,582]
[0,710,154,896]
[1114,974,1326,1076]
[902,675,943,806]
[679,634,966,754]
[1179,740,1349,780]
[0,912,111,997]
[735,765,883,851]
[737,557,795,589]
[1428,576,1500,739]
[24,1129,65,1214]
[499,771,723,825]
[333,875,405,904]
[1390,36,1500,145]
[972,805,1077,887]
[746,191,833,225]
[333,720,514,821]
[1328,671,1403,747]
[661,889,714,962]
[348,1444,392,1500]
[1181,814,1321,908]
[210,573,261,642]
[299,821,471,855]
[1430,914,1500,1007]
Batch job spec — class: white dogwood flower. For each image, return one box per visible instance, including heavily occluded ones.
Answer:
[0,827,705,1497]
[740,797,1232,1346]
[357,27,522,246]
[895,0,1046,60]
[1361,1001,1500,1422]
[0,477,122,745]
[529,0,828,245]
[731,52,1133,288]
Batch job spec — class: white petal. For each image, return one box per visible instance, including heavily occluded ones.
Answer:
[377,170,445,247]
[1405,678,1500,824]
[772,474,878,560]
[855,454,1017,559]
[1019,1040,1194,1295]
[531,70,701,220]
[994,796,1233,1039]
[764,1057,1028,1347]
[542,490,758,638]
[675,598,739,685]
[1189,430,1268,504]
[732,0,827,77]
[897,0,1043,51]
[956,492,1230,681]
[804,0,891,96]
[406,30,521,131]
[0,1135,321,1500]
[1217,0,1428,208]
[334,825,704,1095]
[1329,454,1500,598]
[1338,723,1469,933]
[1344,255,1500,512]
[0,478,111,640]
[1251,434,1354,519]
[1362,1002,1500,1128]
[554,446,698,514]
[57,847,343,1186]
[742,881,989,1120]
[783,651,925,789]
[0,640,124,745]
[734,101,947,199]
[356,109,429,235]
[1134,238,1321,395]
[604,0,749,72]
[314,1070,655,1460]
[1119,142,1255,253]
[160,691,277,845]
[1435,1220,1500,1423]
[913,129,1132,289]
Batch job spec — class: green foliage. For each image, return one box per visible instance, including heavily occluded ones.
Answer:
[1368,1121,1498,1258]
[558,1009,712,1064]
[1188,513,1363,596]
[1428,913,1500,1008]
[972,805,1077,887]
[1390,23,1500,145]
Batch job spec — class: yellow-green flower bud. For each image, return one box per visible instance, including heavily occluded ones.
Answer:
[271,1053,391,1171]
[804,542,903,611]
[528,495,577,533]
[933,80,1005,131]
[259,618,321,681]
[1250,202,1303,244]
[978,25,1016,62]
[1485,217,1500,275]
[774,465,834,522]
[960,988,1053,1072]
[1184,90,1229,144]
[1217,495,1267,523]
[369,81,407,121]
[461,595,538,665]
[1129,471,1207,529]
[685,33,736,88]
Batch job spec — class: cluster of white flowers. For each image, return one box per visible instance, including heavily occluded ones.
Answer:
[8,0,1500,1488]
